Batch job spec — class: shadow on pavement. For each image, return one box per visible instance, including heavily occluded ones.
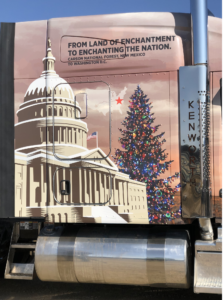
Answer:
[0,278,221,300]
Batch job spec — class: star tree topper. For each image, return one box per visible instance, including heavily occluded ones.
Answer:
[116,97,123,104]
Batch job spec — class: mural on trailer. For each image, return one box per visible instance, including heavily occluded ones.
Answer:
[113,86,181,224]
[14,15,221,224]
[15,40,150,224]
[14,40,182,224]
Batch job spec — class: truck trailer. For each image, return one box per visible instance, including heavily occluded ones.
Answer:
[0,0,222,294]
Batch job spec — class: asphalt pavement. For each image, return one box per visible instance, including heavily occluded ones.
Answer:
[0,278,221,300]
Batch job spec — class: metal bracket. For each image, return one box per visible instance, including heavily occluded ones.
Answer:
[53,164,113,206]
[194,227,222,294]
[74,92,87,119]
[52,80,111,161]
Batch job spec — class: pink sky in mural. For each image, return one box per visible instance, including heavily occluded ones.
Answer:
[14,14,222,199]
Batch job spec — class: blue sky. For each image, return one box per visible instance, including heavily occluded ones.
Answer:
[0,0,221,23]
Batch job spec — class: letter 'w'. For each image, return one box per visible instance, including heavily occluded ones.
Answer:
[188,134,196,141]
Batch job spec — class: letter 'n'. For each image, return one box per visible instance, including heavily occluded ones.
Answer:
[189,123,195,131]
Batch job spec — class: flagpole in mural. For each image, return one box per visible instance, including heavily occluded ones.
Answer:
[87,131,98,148]
[113,85,181,224]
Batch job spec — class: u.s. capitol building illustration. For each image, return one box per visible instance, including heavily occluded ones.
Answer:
[14,40,148,224]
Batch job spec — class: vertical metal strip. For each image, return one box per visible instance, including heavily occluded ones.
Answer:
[45,21,49,219]
[179,66,212,218]
[199,100,204,184]
[0,23,15,218]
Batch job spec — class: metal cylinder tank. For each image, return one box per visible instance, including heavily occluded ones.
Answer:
[191,0,208,65]
[35,227,191,288]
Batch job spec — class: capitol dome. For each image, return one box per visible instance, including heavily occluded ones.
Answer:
[24,40,74,102]
[15,39,88,156]
[24,73,75,102]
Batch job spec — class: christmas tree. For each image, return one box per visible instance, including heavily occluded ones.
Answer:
[113,85,181,224]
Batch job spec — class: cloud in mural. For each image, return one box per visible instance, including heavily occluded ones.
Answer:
[73,87,127,116]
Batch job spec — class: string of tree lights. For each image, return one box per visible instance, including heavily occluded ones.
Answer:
[113,86,181,224]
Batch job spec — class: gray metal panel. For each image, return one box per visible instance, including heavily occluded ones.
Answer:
[194,227,222,294]
[179,65,212,218]
[0,23,15,218]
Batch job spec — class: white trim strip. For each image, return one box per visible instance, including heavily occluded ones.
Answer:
[20,96,75,107]
[26,205,121,208]
[17,101,81,114]
[15,143,88,152]
[15,150,118,171]
[15,117,88,127]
